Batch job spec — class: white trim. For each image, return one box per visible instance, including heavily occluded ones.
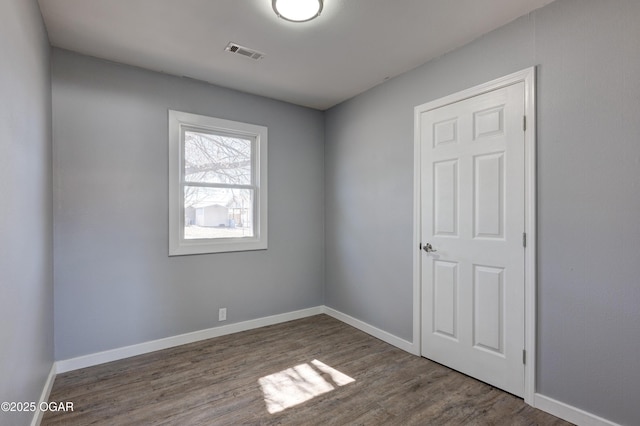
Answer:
[30,363,57,426]
[412,67,537,403]
[412,109,423,356]
[323,307,416,354]
[168,110,268,256]
[533,393,621,426]
[522,68,537,405]
[55,306,418,374]
[56,306,322,373]
[47,304,620,426]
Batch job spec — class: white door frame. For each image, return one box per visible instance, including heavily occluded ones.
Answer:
[412,67,537,404]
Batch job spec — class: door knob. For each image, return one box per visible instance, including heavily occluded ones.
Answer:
[423,243,437,253]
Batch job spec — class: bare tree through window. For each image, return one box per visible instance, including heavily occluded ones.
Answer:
[183,130,255,239]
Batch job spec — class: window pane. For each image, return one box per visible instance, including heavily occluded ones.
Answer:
[184,130,252,185]
[184,186,254,239]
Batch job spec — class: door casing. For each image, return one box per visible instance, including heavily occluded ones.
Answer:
[412,67,536,404]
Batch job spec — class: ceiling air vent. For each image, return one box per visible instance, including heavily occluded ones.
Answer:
[225,42,265,60]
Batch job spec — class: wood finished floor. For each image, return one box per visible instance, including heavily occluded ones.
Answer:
[43,315,570,425]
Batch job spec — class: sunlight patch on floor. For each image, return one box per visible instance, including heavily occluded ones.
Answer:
[259,359,355,414]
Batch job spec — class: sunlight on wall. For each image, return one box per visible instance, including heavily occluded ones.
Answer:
[259,359,355,414]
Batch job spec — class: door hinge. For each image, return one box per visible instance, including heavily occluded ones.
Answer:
[523,115,527,131]
[522,349,526,365]
[522,232,527,248]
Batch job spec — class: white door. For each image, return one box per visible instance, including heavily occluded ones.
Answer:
[419,82,525,397]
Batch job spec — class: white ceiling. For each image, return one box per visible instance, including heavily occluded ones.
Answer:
[38,0,555,110]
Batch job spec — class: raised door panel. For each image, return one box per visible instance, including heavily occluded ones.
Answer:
[433,118,458,147]
[473,265,505,355]
[433,261,458,340]
[474,153,505,239]
[473,105,505,140]
[433,160,458,236]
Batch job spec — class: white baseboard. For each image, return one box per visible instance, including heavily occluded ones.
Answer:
[30,363,57,426]
[54,305,418,374]
[56,306,323,373]
[534,393,620,426]
[321,308,621,426]
[323,306,418,354]
[45,307,620,426]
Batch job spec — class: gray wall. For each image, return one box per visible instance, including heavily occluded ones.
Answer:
[0,0,54,425]
[325,0,640,424]
[52,50,325,360]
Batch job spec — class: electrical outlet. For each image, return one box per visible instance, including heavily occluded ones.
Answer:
[218,308,227,321]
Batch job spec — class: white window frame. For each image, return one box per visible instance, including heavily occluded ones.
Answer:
[168,110,267,255]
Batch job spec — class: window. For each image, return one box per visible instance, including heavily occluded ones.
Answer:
[169,110,267,255]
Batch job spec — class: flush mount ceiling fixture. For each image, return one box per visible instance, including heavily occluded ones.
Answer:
[272,0,323,22]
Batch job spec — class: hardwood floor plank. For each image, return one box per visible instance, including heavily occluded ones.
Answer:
[43,315,570,425]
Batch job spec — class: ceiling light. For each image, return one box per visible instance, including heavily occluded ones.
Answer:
[272,0,323,23]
